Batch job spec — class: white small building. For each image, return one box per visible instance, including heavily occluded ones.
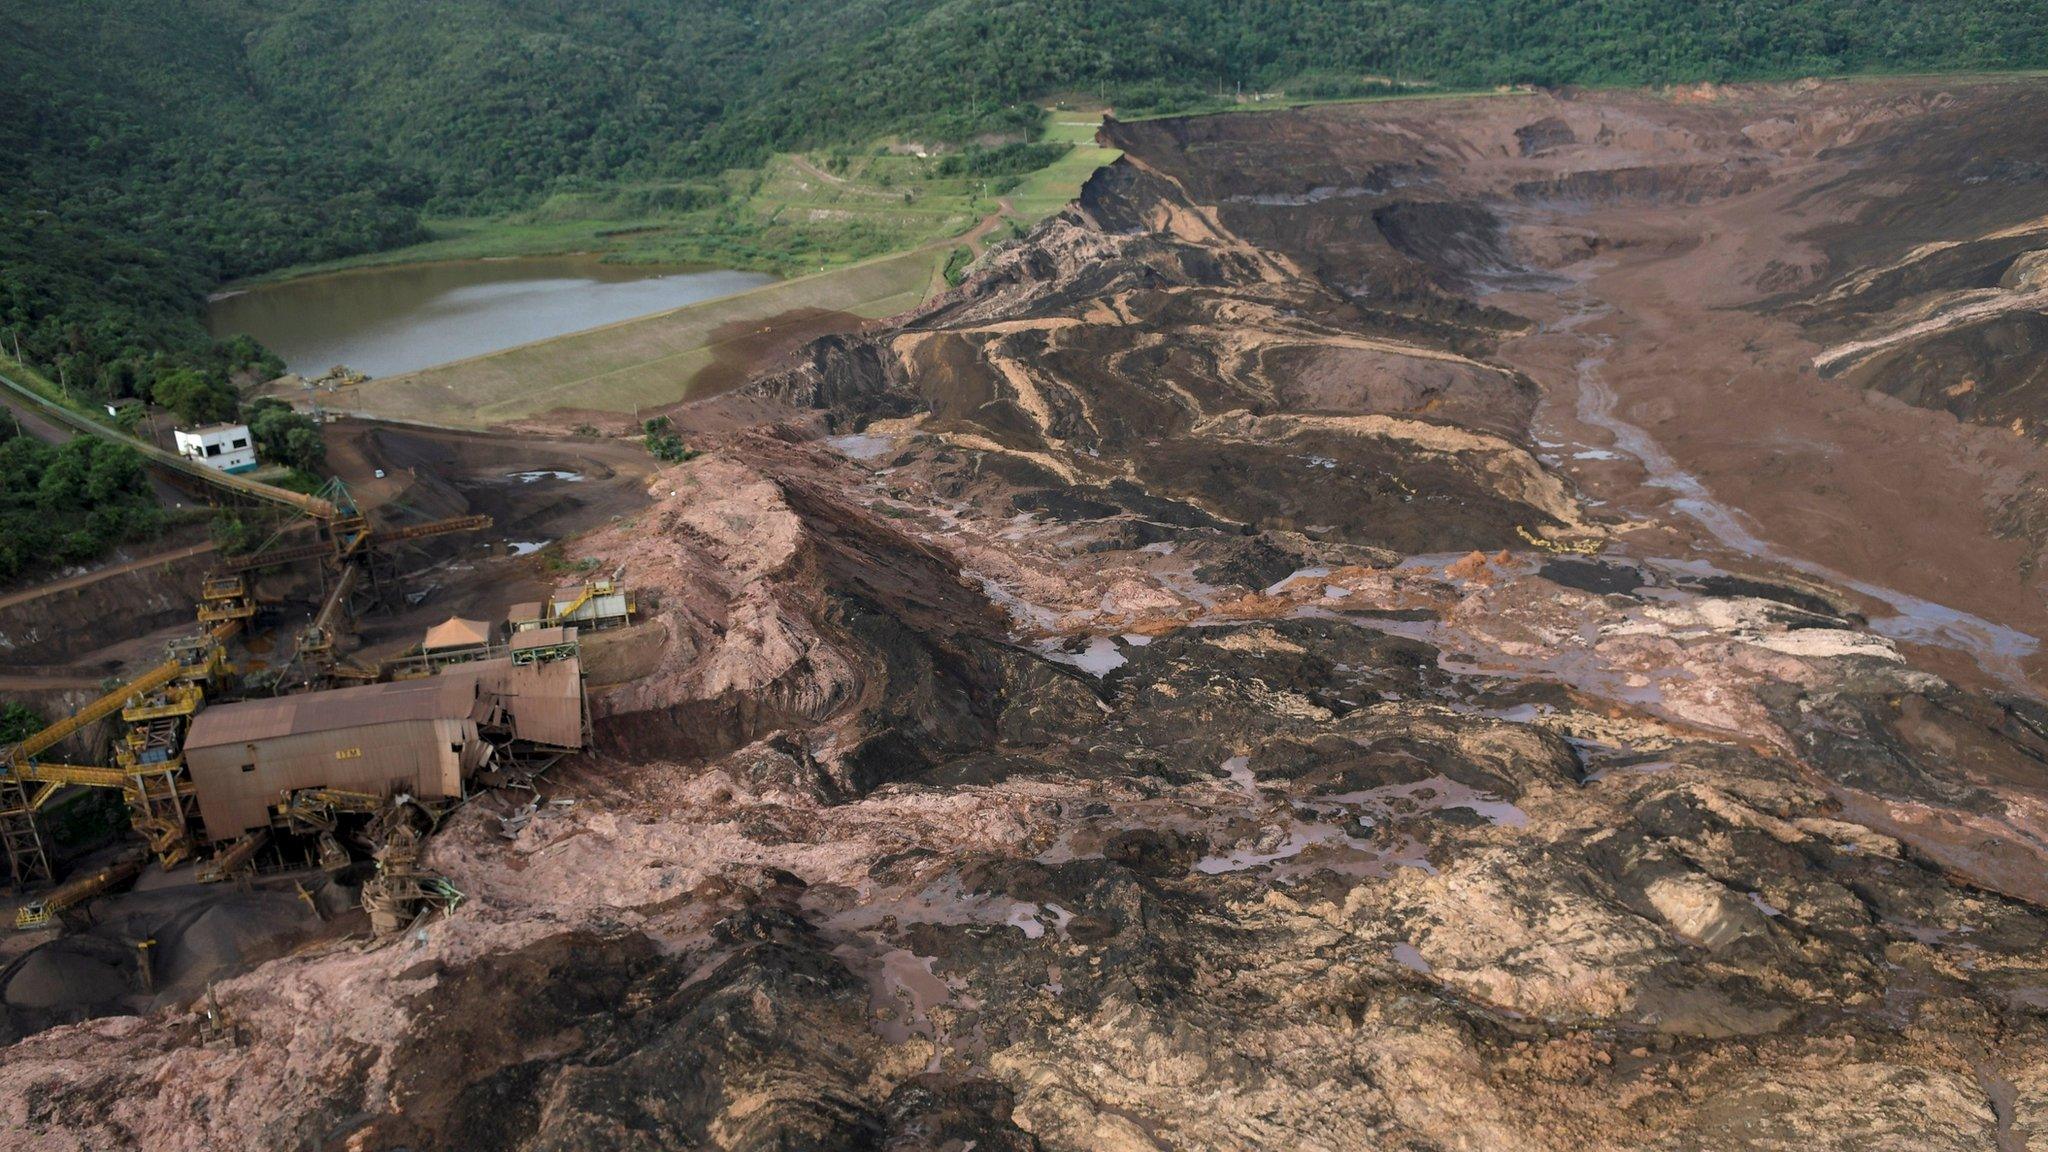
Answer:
[174,423,258,474]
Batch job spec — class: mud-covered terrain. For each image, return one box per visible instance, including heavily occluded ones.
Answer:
[8,79,2048,1151]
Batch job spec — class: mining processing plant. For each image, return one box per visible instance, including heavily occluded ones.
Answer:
[0,452,625,936]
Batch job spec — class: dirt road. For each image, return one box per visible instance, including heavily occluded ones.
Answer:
[0,542,216,613]
[0,673,105,692]
[0,388,73,446]
[925,197,1017,296]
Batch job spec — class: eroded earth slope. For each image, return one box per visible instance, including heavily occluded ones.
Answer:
[8,79,2048,1151]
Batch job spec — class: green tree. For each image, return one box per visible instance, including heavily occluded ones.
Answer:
[0,701,42,744]
[209,510,255,555]
[245,397,326,471]
[283,425,325,471]
[0,437,163,582]
[2,0,2045,418]
[151,369,239,425]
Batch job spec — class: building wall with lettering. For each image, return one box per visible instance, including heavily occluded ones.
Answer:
[185,716,480,842]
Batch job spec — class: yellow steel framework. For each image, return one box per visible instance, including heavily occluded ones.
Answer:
[278,787,384,835]
[556,583,598,622]
[197,573,256,624]
[1,618,238,886]
[3,472,491,894]
[195,828,268,884]
[547,576,634,629]
[14,856,142,929]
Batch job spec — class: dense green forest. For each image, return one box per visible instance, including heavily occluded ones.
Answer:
[0,424,164,581]
[4,0,2046,412]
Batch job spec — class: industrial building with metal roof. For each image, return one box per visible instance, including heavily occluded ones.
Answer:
[181,650,585,843]
[184,676,492,843]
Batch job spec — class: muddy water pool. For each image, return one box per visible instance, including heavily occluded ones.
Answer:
[208,256,774,378]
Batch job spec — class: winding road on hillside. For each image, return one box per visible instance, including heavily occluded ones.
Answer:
[0,541,216,614]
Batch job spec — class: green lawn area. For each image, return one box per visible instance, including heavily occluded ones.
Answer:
[253,112,1126,428]
[1011,135,1124,221]
[241,217,681,283]
[335,246,944,427]
[249,129,1106,286]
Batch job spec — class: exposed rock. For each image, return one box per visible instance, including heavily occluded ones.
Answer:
[8,79,2048,1152]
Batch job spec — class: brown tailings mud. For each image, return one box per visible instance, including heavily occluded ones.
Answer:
[12,80,2048,1152]
[1102,80,2048,690]
[687,306,877,400]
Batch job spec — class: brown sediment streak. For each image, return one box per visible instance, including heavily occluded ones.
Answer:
[1813,283,2048,373]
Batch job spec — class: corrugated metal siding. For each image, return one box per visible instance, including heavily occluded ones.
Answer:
[552,592,629,623]
[496,659,585,748]
[187,676,483,749]
[511,626,574,650]
[186,716,474,842]
[184,654,583,841]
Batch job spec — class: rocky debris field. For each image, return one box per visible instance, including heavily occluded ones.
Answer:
[7,79,2048,1151]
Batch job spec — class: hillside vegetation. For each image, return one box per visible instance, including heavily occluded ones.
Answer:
[0,423,163,582]
[4,0,2045,411]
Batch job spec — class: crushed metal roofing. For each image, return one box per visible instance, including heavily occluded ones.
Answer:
[423,616,492,650]
[479,657,585,749]
[186,676,482,749]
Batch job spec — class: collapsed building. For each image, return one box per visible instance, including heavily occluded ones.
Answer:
[181,640,586,846]
[181,676,490,844]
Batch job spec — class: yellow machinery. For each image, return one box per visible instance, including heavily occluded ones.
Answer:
[195,828,269,885]
[216,479,489,680]
[545,575,634,630]
[1,658,185,885]
[294,562,359,668]
[0,620,237,886]
[217,509,489,578]
[1,477,491,892]
[556,583,598,622]
[14,854,142,929]
[277,787,384,835]
[197,573,257,625]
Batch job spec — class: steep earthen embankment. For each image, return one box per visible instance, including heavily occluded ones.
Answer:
[7,80,2048,1152]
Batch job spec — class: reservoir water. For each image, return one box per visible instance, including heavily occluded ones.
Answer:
[206,256,775,379]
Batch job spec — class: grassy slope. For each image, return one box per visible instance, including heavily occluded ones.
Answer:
[230,67,2042,429]
[1011,115,1125,221]
[12,0,2048,414]
[0,353,117,427]
[248,146,1015,284]
[334,248,937,426]
[304,122,1124,426]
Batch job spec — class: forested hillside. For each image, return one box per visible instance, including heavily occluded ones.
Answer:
[0,426,164,581]
[5,0,2046,409]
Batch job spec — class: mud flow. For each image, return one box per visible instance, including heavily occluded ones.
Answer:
[10,80,2048,1152]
